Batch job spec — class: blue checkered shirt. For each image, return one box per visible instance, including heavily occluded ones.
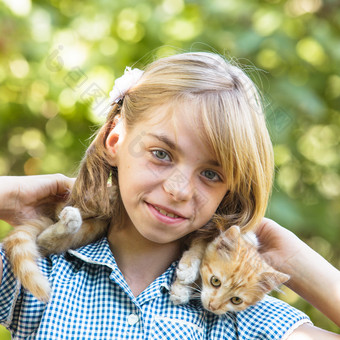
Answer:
[1,238,310,339]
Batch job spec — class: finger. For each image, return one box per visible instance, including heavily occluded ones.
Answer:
[54,174,76,196]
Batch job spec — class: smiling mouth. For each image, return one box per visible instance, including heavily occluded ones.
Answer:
[147,202,188,221]
[153,206,180,218]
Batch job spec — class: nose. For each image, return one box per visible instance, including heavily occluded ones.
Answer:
[208,302,217,311]
[163,168,194,202]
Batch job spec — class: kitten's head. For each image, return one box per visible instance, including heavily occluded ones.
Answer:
[200,225,289,314]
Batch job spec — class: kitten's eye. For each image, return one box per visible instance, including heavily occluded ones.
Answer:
[210,276,221,288]
[152,150,170,161]
[230,296,243,305]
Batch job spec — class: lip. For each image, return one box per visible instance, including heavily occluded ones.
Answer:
[146,202,188,224]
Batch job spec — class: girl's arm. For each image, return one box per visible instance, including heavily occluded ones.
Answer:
[0,174,74,225]
[288,323,340,339]
[0,174,74,285]
[256,218,340,328]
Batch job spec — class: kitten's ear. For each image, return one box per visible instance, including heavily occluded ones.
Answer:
[216,226,240,252]
[259,269,290,293]
[224,225,241,240]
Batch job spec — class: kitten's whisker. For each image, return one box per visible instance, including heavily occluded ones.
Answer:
[191,292,201,299]
[190,287,202,293]
[192,281,202,290]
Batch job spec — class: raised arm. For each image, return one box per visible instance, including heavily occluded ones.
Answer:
[0,174,74,286]
[0,174,74,225]
[256,218,340,330]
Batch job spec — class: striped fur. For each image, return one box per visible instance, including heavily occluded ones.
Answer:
[2,206,109,302]
[170,222,290,314]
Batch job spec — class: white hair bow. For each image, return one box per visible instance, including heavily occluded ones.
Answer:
[109,66,144,104]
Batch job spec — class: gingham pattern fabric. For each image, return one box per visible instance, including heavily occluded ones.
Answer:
[0,238,311,339]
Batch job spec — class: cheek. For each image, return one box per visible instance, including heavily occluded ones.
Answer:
[118,157,154,190]
[230,303,247,312]
[200,288,211,307]
[196,186,227,214]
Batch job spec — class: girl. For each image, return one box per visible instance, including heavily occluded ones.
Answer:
[0,52,339,339]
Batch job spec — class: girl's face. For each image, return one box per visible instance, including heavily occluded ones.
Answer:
[109,103,229,245]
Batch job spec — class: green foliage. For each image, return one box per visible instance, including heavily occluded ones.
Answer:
[0,0,339,337]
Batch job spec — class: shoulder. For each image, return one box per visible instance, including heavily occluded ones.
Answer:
[233,296,311,339]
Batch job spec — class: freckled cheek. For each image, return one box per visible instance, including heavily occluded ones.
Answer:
[197,187,226,211]
[196,199,222,224]
[121,158,152,180]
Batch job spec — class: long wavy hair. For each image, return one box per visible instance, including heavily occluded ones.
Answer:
[68,52,274,234]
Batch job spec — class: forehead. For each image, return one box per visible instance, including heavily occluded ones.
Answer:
[139,100,217,154]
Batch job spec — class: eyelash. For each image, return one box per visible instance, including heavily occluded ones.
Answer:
[151,149,171,162]
[201,170,221,182]
[151,149,222,182]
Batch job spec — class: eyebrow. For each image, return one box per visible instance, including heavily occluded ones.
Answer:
[147,133,221,168]
[147,133,177,151]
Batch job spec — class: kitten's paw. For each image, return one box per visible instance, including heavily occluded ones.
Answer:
[170,281,192,305]
[176,258,200,284]
[59,207,82,233]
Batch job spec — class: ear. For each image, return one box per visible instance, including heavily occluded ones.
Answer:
[105,115,125,166]
[224,225,241,240]
[259,269,290,293]
[215,226,240,253]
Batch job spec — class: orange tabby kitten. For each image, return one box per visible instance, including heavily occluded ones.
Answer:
[2,205,110,302]
[170,221,289,314]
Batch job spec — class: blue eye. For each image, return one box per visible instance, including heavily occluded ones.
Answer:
[202,170,220,181]
[152,150,170,161]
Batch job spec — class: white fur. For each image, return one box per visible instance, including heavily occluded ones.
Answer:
[175,258,201,284]
[169,260,201,304]
[169,280,192,305]
[243,231,258,247]
[58,207,82,233]
[170,240,206,305]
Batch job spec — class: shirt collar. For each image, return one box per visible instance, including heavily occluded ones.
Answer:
[67,237,178,299]
[67,237,118,271]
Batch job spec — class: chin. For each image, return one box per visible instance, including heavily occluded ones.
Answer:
[140,230,178,245]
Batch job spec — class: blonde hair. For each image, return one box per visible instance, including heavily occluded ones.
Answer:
[69,52,274,232]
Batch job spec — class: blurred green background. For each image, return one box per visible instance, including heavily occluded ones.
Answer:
[0,0,339,337]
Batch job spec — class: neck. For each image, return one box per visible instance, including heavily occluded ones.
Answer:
[107,220,181,297]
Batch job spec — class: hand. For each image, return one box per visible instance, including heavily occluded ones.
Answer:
[256,217,340,328]
[0,174,75,225]
[255,217,303,273]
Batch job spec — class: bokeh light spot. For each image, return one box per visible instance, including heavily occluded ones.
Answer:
[2,0,31,16]
[253,10,282,36]
[46,116,68,139]
[296,37,327,67]
[162,0,184,15]
[163,18,202,41]
[285,0,322,17]
[256,49,282,70]
[297,125,339,167]
[24,157,42,175]
[30,8,51,42]
[99,38,119,56]
[9,57,30,78]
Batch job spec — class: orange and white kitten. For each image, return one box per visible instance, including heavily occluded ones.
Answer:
[170,223,289,314]
[2,206,109,302]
